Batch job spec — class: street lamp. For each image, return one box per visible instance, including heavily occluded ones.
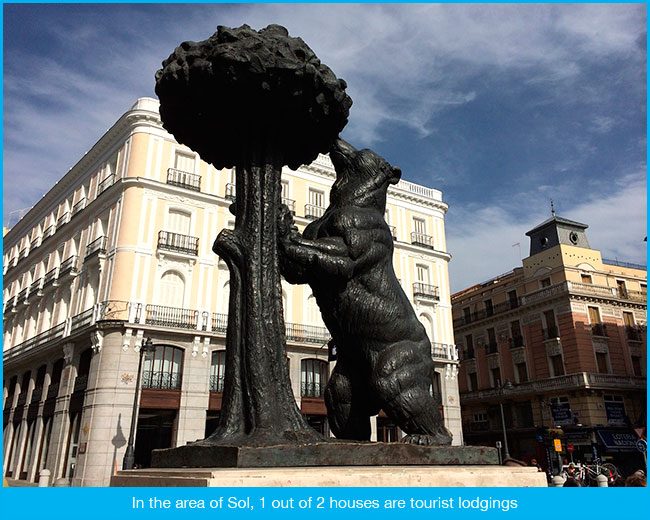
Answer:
[499,380,514,461]
[122,336,155,470]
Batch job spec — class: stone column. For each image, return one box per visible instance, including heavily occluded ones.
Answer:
[46,342,78,479]
[175,337,210,446]
[26,376,49,482]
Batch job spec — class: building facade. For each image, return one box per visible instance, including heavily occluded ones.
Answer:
[3,98,461,486]
[453,215,646,476]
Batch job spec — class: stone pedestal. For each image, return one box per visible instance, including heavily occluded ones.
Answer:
[111,465,547,487]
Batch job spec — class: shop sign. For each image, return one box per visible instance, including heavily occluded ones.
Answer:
[597,430,637,452]
[554,439,562,452]
[605,401,627,425]
[550,403,573,426]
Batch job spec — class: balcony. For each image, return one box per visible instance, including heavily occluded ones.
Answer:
[97,174,115,195]
[301,381,326,398]
[591,323,607,337]
[46,383,60,400]
[71,308,94,331]
[626,326,643,342]
[145,304,198,329]
[413,282,440,301]
[43,225,55,239]
[5,323,66,361]
[282,197,296,214]
[411,232,434,249]
[285,322,331,344]
[304,204,326,220]
[30,237,41,250]
[167,168,201,192]
[72,198,87,215]
[30,387,43,404]
[543,326,559,340]
[142,370,182,390]
[209,375,225,393]
[157,231,199,256]
[19,247,28,259]
[431,343,458,361]
[59,255,79,277]
[85,236,108,260]
[510,335,525,349]
[461,372,647,402]
[73,374,88,394]
[42,267,59,289]
[17,288,28,303]
[56,212,70,228]
[225,183,236,201]
[29,279,43,297]
[211,313,228,333]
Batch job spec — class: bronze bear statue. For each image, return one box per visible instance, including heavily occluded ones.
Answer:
[279,138,452,445]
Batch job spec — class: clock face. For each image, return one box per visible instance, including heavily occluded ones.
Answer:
[569,231,579,244]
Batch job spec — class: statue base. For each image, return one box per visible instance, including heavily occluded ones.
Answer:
[111,465,547,487]
[151,442,498,468]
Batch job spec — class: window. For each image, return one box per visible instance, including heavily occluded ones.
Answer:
[484,298,494,317]
[543,310,558,339]
[174,151,195,173]
[306,294,325,327]
[463,307,471,321]
[300,359,328,398]
[540,277,551,288]
[641,283,647,295]
[486,327,497,353]
[168,209,192,236]
[308,189,324,208]
[467,372,478,392]
[413,217,426,236]
[490,367,501,388]
[510,320,523,348]
[159,271,185,307]
[616,280,627,298]
[588,306,606,336]
[142,345,183,390]
[464,334,474,359]
[507,290,518,308]
[473,412,488,423]
[210,351,226,392]
[549,354,565,377]
[515,362,528,383]
[416,264,430,284]
[581,273,592,284]
[596,352,610,374]
[631,356,642,377]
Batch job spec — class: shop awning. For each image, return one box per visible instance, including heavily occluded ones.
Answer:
[597,430,637,452]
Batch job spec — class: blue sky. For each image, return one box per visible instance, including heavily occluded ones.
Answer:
[3,3,647,292]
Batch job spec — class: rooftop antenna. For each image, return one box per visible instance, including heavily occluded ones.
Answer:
[550,199,556,217]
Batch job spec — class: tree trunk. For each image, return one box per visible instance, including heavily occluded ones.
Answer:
[206,142,322,446]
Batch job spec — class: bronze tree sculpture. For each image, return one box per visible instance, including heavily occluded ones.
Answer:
[155,24,352,446]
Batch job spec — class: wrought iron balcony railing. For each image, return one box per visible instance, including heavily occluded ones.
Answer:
[97,174,115,195]
[30,279,43,295]
[301,381,326,398]
[304,204,326,220]
[72,198,87,215]
[626,326,643,342]
[85,236,108,260]
[56,212,70,228]
[411,232,434,249]
[209,375,225,393]
[43,225,55,238]
[225,183,236,201]
[142,370,182,390]
[285,322,331,344]
[413,282,440,300]
[43,267,58,288]
[212,313,228,333]
[145,304,198,329]
[59,255,79,277]
[30,237,41,250]
[73,374,88,394]
[167,168,201,191]
[591,323,607,337]
[510,335,525,349]
[157,231,199,256]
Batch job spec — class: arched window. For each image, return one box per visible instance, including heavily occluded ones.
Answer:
[160,271,185,307]
[306,294,325,328]
[142,345,183,390]
[419,313,434,342]
[210,351,226,392]
[300,358,328,398]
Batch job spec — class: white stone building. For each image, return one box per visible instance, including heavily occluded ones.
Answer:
[3,98,461,486]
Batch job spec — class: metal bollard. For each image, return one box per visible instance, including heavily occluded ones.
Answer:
[552,475,565,487]
[596,474,608,487]
[38,469,51,487]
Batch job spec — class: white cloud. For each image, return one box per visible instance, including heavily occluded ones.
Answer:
[446,170,647,293]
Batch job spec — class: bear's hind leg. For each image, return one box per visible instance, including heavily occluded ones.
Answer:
[325,362,373,441]
[372,341,452,446]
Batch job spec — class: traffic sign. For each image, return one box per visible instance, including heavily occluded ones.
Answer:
[636,439,647,453]
[634,427,646,439]
[567,443,574,453]
[554,439,562,452]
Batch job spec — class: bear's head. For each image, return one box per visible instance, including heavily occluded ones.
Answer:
[329,138,401,209]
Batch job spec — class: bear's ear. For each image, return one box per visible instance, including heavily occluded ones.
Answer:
[388,166,402,185]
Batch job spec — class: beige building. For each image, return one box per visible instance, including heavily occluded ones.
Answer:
[452,215,646,476]
[3,98,461,487]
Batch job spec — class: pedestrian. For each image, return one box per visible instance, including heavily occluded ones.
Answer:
[531,458,543,472]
